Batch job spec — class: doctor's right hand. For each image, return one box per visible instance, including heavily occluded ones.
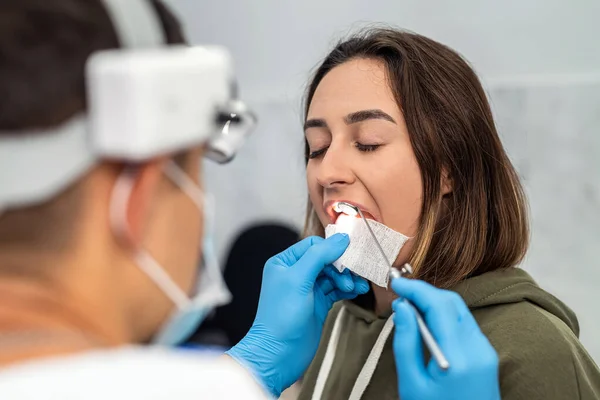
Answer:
[226,234,369,398]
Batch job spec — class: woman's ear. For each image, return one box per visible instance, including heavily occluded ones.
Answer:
[124,158,168,248]
[441,168,453,197]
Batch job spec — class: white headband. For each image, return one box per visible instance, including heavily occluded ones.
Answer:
[0,0,166,209]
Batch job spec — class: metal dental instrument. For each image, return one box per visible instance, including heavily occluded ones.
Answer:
[390,264,450,371]
[335,201,450,371]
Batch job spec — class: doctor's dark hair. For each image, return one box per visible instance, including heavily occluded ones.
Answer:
[303,28,529,288]
[0,0,186,250]
[0,0,185,129]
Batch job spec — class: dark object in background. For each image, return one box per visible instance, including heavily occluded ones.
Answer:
[187,223,300,348]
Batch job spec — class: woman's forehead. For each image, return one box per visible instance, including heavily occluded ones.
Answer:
[307,58,400,120]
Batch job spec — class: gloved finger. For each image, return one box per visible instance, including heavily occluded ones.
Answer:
[392,298,429,394]
[323,265,355,292]
[314,286,354,324]
[273,236,325,266]
[447,290,478,327]
[316,275,335,295]
[326,289,360,305]
[391,277,461,340]
[351,273,370,295]
[295,233,350,283]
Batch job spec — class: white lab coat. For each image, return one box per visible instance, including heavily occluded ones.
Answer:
[0,346,270,399]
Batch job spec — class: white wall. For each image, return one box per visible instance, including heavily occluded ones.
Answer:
[490,83,600,364]
[167,0,600,101]
[166,0,600,362]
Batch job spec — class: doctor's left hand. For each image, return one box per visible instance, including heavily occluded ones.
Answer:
[226,234,369,397]
[391,277,501,400]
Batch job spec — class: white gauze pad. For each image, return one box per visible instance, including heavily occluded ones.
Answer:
[325,214,409,287]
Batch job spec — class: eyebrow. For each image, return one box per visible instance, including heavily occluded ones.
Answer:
[345,109,396,125]
[304,109,396,131]
[303,118,328,131]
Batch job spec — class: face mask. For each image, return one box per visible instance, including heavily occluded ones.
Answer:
[325,213,409,288]
[110,161,231,346]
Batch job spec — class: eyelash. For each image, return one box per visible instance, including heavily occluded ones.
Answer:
[308,143,381,159]
[308,147,327,159]
[355,143,381,152]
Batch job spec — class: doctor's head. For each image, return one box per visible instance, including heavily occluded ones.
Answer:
[0,0,207,344]
[303,28,529,288]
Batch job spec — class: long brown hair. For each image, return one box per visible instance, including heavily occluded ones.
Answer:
[303,28,529,288]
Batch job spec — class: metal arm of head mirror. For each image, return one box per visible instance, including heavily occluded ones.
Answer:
[205,98,257,164]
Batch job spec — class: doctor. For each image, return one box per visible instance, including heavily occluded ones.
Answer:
[0,0,500,399]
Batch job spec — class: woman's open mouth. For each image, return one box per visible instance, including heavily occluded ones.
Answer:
[324,200,377,224]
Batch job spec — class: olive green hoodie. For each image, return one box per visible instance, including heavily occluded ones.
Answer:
[299,268,600,399]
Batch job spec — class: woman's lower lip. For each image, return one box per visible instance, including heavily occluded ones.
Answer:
[359,213,379,223]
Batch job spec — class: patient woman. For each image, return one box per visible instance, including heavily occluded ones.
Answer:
[298,28,600,400]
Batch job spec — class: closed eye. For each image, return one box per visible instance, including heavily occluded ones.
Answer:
[308,147,328,159]
[355,143,381,152]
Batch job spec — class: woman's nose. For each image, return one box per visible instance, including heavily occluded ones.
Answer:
[315,145,355,189]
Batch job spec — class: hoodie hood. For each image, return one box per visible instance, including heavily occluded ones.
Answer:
[451,267,580,336]
[342,267,580,337]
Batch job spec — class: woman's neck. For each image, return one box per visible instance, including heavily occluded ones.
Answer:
[372,284,397,316]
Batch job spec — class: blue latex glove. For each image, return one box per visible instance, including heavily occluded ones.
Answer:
[226,234,369,397]
[391,277,501,400]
